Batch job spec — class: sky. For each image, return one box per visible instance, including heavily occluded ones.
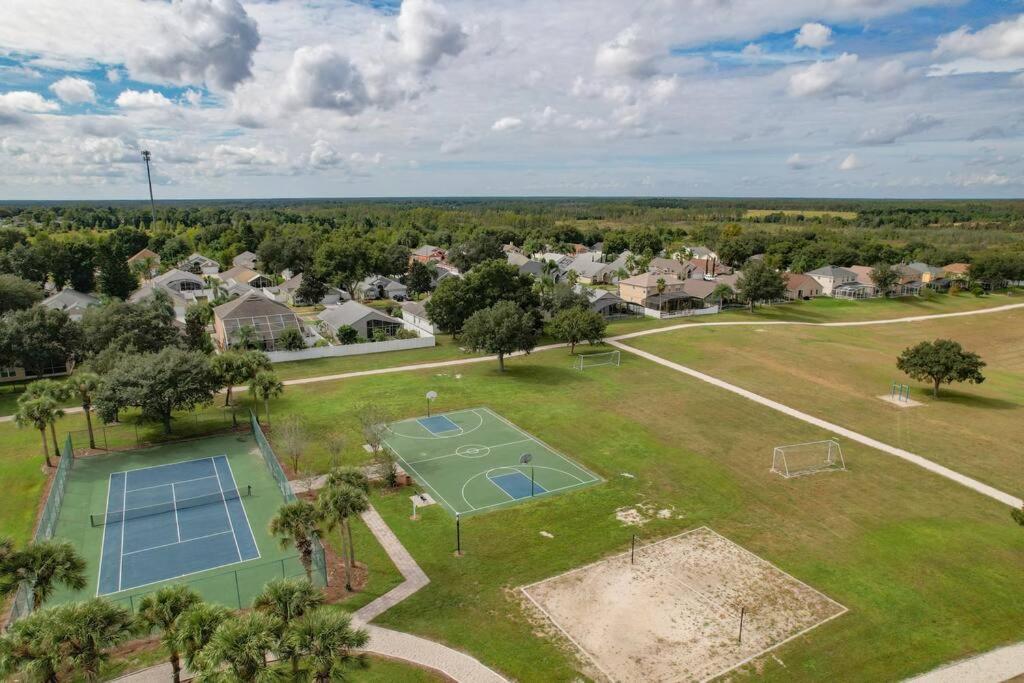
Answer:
[0,0,1022,200]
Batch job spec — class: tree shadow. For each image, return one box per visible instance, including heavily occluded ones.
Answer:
[927,390,1019,410]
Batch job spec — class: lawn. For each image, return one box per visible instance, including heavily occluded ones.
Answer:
[623,307,1024,492]
[2,294,1022,680]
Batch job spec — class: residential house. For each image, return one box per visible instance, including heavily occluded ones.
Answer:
[411,245,447,264]
[943,263,971,281]
[508,252,554,280]
[783,273,823,300]
[274,273,348,306]
[356,275,408,301]
[179,252,220,275]
[127,248,161,277]
[319,301,405,340]
[618,272,696,312]
[129,268,206,319]
[649,257,695,279]
[400,300,435,334]
[688,257,731,280]
[567,250,631,285]
[213,291,308,351]
[905,262,944,283]
[806,265,858,296]
[686,246,717,260]
[535,252,575,270]
[843,266,882,297]
[218,265,275,289]
[574,285,639,318]
[41,289,100,321]
[232,251,259,270]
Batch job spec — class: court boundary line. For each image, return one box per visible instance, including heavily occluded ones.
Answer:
[214,453,261,560]
[122,530,234,557]
[405,438,534,465]
[463,466,592,514]
[95,472,114,597]
[118,472,127,592]
[113,456,219,477]
[170,483,181,543]
[128,474,217,493]
[211,456,243,563]
[99,551,260,597]
[382,435,461,514]
[480,407,602,485]
[489,470,549,499]
[417,415,461,435]
[385,408,485,440]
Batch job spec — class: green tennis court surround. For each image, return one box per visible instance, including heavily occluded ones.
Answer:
[383,407,601,516]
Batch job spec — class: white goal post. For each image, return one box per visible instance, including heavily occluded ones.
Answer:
[574,350,621,370]
[771,439,846,478]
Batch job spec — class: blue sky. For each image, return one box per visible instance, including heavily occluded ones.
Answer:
[1,0,1022,199]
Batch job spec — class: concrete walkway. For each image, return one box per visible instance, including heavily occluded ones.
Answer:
[905,642,1024,682]
[609,339,1022,509]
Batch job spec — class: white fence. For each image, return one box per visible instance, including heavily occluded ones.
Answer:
[266,333,435,363]
[642,304,720,319]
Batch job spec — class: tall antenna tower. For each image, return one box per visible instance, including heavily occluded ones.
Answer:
[141,150,156,225]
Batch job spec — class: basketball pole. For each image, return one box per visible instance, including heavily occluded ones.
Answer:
[455,513,462,556]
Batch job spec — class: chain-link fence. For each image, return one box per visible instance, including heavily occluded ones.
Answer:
[7,433,74,626]
[68,408,242,456]
[250,411,327,584]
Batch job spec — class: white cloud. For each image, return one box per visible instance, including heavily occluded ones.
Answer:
[492,116,523,131]
[127,0,260,91]
[839,153,861,171]
[308,139,341,168]
[49,77,96,104]
[0,91,60,114]
[787,53,858,97]
[648,76,679,103]
[795,23,833,50]
[595,25,657,79]
[857,113,942,145]
[395,0,468,70]
[115,89,175,109]
[106,68,122,83]
[283,45,371,115]
[935,15,1024,60]
[786,153,813,170]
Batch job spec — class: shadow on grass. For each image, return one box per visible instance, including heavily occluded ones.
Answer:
[925,390,1019,411]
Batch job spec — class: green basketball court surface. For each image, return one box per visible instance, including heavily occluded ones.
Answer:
[382,407,601,516]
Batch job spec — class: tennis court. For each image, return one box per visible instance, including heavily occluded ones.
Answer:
[96,456,260,596]
[383,407,600,516]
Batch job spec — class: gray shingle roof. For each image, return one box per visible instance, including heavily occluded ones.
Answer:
[318,301,401,328]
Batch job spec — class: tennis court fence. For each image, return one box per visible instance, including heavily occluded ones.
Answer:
[250,411,328,585]
[67,408,241,456]
[7,434,74,626]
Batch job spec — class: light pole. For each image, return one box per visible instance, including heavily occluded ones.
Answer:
[141,150,156,225]
[520,453,534,496]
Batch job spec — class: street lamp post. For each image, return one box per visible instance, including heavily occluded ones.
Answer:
[141,150,156,225]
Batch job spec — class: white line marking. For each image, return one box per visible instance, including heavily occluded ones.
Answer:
[214,454,261,560]
[211,457,243,563]
[171,483,181,543]
[117,472,127,592]
[95,471,114,597]
[382,436,462,514]
[405,438,533,465]
[122,530,234,557]
[127,474,217,493]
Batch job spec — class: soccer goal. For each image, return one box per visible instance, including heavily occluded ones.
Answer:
[574,350,621,370]
[771,439,846,478]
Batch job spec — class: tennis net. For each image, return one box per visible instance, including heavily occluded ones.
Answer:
[90,486,251,527]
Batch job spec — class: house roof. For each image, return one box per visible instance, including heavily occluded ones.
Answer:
[279,272,304,292]
[680,279,719,299]
[41,289,100,311]
[127,248,160,263]
[233,251,258,267]
[907,262,944,276]
[214,291,296,320]
[412,244,444,257]
[358,275,406,291]
[318,301,401,328]
[943,262,971,275]
[181,252,218,266]
[806,265,857,279]
[574,284,622,305]
[784,273,821,292]
[506,252,530,267]
[649,257,691,276]
[400,300,430,318]
[619,272,683,288]
[714,272,742,292]
[846,265,876,286]
[688,246,714,258]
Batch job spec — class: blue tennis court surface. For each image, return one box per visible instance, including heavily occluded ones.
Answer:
[418,415,461,435]
[97,456,260,596]
[490,471,547,499]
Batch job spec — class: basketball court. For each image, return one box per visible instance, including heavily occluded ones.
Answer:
[383,407,600,516]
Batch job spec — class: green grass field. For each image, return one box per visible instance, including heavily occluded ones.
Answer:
[2,294,1022,680]
[745,209,858,220]
[623,307,1024,492]
[383,407,600,516]
[50,434,312,612]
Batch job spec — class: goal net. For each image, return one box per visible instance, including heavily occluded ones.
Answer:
[771,439,846,478]
[574,350,621,370]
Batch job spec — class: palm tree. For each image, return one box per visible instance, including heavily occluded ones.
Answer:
[195,611,284,682]
[64,372,101,450]
[287,608,369,683]
[23,380,70,457]
[249,371,284,426]
[59,599,134,681]
[317,484,368,591]
[655,277,666,314]
[0,604,63,682]
[172,602,232,674]
[15,397,62,468]
[253,578,324,677]
[269,500,322,583]
[18,540,86,609]
[324,468,370,566]
[135,585,203,683]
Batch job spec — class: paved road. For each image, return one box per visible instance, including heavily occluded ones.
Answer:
[905,642,1024,683]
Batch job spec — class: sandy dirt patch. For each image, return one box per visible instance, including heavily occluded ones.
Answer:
[521,527,846,682]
